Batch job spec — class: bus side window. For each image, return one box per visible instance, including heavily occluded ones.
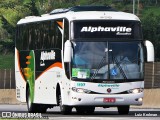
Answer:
[40,23,45,49]
[34,23,38,50]
[21,25,25,50]
[28,24,33,50]
[16,26,21,50]
[37,23,41,49]
[46,21,51,49]
[39,23,43,49]
[41,22,48,49]
[54,21,58,48]
[43,22,47,49]
[55,20,62,50]
[50,20,55,49]
[64,19,69,43]
[22,25,28,50]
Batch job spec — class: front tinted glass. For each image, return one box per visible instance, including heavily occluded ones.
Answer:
[109,42,144,80]
[71,41,144,81]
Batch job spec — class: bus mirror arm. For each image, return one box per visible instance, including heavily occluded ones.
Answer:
[64,40,72,63]
[144,40,155,62]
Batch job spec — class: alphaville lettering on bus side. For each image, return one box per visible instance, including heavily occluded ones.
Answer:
[40,50,56,66]
[40,50,55,61]
[80,26,132,33]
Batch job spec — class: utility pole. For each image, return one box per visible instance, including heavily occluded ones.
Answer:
[137,0,139,16]
[133,0,135,14]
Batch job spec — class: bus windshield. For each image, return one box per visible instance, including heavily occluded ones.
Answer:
[71,41,144,82]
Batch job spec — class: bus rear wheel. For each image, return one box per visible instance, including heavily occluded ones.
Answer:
[117,105,130,115]
[59,94,72,114]
[27,88,36,113]
[27,88,47,113]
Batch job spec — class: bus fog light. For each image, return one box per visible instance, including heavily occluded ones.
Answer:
[72,97,78,102]
[72,97,81,102]
[135,98,143,102]
[138,98,143,102]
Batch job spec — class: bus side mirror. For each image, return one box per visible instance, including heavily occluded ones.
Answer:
[144,40,154,62]
[64,40,72,62]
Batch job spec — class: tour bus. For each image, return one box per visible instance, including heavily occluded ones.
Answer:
[15,6,154,114]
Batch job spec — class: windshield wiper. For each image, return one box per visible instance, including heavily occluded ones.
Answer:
[114,57,127,79]
[90,50,128,80]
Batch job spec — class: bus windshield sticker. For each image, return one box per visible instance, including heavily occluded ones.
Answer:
[72,68,90,78]
[77,71,87,79]
[111,68,118,76]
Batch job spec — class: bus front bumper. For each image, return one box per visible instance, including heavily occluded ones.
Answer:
[68,92,143,106]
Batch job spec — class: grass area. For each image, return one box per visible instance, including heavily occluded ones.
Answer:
[0,54,14,69]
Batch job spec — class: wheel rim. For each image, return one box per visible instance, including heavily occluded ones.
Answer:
[59,95,63,111]
[28,96,31,109]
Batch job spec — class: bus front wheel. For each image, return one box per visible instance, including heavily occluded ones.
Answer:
[117,105,130,115]
[59,94,72,114]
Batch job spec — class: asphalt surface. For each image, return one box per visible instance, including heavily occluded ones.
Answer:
[0,105,160,119]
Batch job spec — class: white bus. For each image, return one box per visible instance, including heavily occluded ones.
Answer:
[15,6,154,114]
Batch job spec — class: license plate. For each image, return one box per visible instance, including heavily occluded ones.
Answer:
[103,98,116,103]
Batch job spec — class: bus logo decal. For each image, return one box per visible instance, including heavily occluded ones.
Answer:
[80,26,132,35]
[98,84,120,88]
[40,50,56,66]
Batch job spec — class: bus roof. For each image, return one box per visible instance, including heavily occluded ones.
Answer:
[17,6,140,25]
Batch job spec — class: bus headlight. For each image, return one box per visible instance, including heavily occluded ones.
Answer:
[128,88,143,94]
[72,87,91,94]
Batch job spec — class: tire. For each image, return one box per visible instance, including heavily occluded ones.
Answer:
[76,107,85,114]
[26,88,36,113]
[85,107,95,114]
[117,105,130,115]
[59,94,72,115]
[38,105,47,113]
[27,88,47,113]
[76,107,95,115]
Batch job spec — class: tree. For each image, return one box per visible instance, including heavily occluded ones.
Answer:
[25,0,40,16]
[0,15,14,54]
[141,12,160,61]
